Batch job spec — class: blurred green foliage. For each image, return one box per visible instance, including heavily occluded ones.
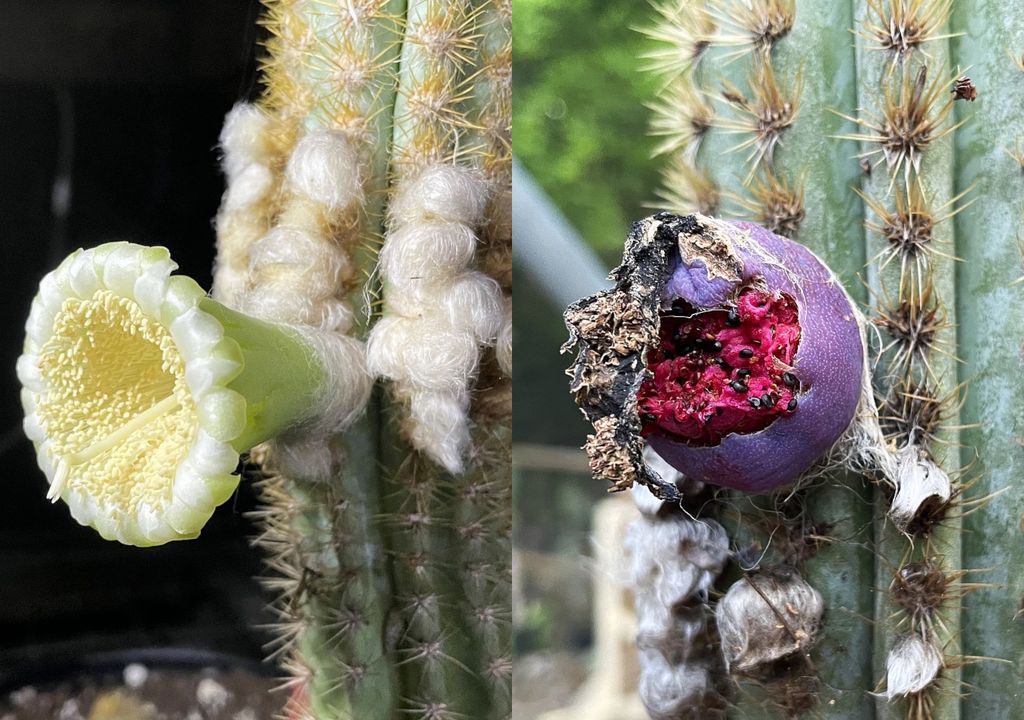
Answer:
[513,1,660,663]
[514,0,661,256]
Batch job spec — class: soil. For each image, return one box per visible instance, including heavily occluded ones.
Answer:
[0,665,285,720]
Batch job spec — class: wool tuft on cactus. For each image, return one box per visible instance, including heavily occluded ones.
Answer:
[16,0,510,717]
[563,0,1024,717]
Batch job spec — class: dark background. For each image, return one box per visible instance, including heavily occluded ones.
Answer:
[0,0,274,680]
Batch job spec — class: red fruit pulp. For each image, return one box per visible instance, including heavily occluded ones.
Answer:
[638,287,802,446]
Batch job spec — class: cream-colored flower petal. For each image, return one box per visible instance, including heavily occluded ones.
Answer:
[172,460,238,510]
[38,272,69,316]
[164,496,213,537]
[160,276,204,327]
[35,440,55,482]
[90,506,120,543]
[183,338,243,397]
[24,300,55,352]
[68,250,103,298]
[197,388,247,443]
[170,306,224,364]
[190,429,241,476]
[101,243,145,297]
[23,410,45,445]
[65,489,96,527]
[132,274,171,319]
[15,353,43,393]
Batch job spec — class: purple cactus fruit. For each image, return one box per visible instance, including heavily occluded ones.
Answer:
[645,220,863,492]
[564,213,864,498]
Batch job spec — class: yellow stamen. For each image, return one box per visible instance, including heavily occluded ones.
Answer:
[36,290,195,512]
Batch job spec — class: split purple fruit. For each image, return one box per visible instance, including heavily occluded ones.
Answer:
[564,213,865,496]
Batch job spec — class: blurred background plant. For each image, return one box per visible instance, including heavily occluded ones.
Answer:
[513,1,662,717]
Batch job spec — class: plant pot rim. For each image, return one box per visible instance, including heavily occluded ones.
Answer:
[0,646,274,692]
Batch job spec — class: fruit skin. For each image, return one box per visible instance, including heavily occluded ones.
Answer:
[648,219,863,493]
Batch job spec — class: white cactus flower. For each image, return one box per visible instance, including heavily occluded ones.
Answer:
[17,242,358,547]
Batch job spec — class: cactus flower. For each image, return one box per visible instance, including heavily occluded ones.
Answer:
[564,213,867,497]
[17,242,364,546]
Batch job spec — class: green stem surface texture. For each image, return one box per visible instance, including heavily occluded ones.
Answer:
[642,0,1024,717]
[952,3,1024,717]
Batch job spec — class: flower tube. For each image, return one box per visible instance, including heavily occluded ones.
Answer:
[17,242,369,546]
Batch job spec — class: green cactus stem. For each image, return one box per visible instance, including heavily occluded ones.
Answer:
[242,1,512,718]
[640,0,1023,717]
[952,5,1024,718]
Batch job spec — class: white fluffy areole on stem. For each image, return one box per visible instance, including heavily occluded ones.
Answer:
[367,163,504,473]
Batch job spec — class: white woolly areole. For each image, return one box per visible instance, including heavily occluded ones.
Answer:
[890,444,952,532]
[215,103,276,307]
[380,222,478,285]
[625,515,729,717]
[716,569,823,673]
[389,163,489,226]
[287,328,372,437]
[284,130,362,213]
[223,163,275,213]
[368,162,500,474]
[884,634,943,698]
[496,298,512,376]
[407,388,472,475]
[226,125,371,484]
[245,226,352,302]
[636,649,711,720]
[219,103,274,180]
[440,272,504,343]
[18,242,243,547]
[367,317,480,393]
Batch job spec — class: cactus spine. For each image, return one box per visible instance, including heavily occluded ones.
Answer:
[215,1,511,718]
[643,0,1024,717]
